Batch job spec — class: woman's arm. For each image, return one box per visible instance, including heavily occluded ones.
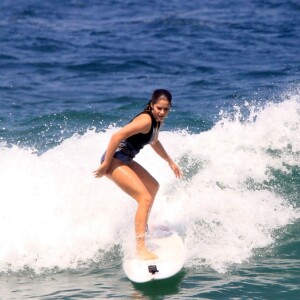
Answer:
[151,140,182,179]
[94,114,152,177]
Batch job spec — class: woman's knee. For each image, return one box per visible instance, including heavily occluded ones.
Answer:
[152,180,160,197]
[140,193,155,208]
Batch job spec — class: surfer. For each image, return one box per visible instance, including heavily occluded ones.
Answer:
[94,89,182,260]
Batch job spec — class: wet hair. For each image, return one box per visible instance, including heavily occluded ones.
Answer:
[144,89,172,112]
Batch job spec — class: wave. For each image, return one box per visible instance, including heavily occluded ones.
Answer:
[0,91,299,274]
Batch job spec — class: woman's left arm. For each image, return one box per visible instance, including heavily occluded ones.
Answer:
[151,140,183,179]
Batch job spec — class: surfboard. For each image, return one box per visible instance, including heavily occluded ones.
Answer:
[122,225,185,283]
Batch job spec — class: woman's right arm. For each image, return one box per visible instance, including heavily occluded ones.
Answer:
[93,114,152,178]
[93,133,122,178]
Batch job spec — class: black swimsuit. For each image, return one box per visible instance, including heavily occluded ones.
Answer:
[101,111,160,165]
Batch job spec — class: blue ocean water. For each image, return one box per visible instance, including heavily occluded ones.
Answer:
[0,0,300,299]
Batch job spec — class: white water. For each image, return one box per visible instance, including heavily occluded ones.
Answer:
[0,93,299,274]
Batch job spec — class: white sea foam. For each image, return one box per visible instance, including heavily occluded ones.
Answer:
[0,93,299,273]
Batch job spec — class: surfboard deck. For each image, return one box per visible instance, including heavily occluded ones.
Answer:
[122,225,185,283]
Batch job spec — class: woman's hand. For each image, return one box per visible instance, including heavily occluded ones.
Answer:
[169,162,183,179]
[93,162,109,178]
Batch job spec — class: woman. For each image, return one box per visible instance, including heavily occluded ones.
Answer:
[94,89,182,260]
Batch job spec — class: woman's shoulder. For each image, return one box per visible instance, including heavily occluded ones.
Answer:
[122,112,152,135]
[132,111,152,123]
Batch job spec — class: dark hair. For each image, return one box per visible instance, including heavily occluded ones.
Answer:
[144,89,172,112]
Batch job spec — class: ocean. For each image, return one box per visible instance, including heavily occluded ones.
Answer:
[0,0,300,299]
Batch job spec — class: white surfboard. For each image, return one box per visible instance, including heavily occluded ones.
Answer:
[122,225,185,283]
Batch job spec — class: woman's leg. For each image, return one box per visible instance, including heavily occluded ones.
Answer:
[129,161,159,257]
[106,158,159,259]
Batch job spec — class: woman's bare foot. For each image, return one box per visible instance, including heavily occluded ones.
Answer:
[137,248,158,260]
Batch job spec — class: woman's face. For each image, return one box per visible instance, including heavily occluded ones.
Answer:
[151,98,171,122]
